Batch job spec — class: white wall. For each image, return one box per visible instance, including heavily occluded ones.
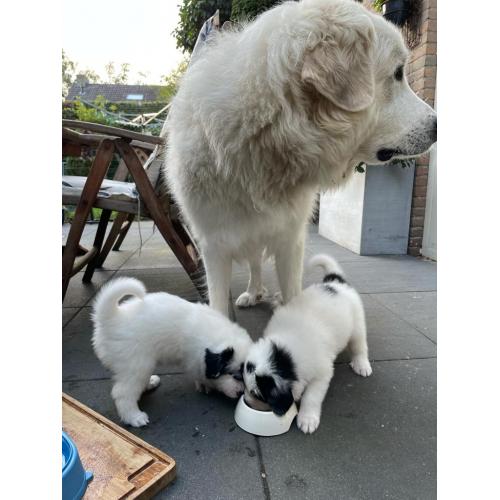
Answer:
[319,173,366,253]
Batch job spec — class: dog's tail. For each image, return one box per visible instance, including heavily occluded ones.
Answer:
[92,277,146,322]
[308,254,346,285]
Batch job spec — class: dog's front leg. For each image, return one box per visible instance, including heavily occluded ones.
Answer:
[297,374,332,434]
[235,252,265,308]
[275,235,305,303]
[203,246,232,316]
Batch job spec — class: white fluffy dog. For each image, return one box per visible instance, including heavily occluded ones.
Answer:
[243,254,372,434]
[165,0,437,316]
[91,277,252,427]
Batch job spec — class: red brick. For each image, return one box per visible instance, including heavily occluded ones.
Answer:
[414,175,428,187]
[411,207,426,217]
[424,66,437,79]
[410,227,424,237]
[408,236,423,247]
[424,30,437,44]
[411,215,425,227]
[408,247,421,257]
[413,185,428,197]
[422,19,437,33]
[426,43,437,56]
[412,197,427,208]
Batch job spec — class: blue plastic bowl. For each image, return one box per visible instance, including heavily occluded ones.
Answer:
[62,431,93,500]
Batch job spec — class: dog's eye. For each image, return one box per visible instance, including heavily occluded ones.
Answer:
[394,65,404,81]
[232,372,243,381]
[246,362,255,373]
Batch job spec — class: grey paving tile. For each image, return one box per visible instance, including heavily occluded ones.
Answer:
[62,307,80,329]
[63,270,115,308]
[113,267,202,302]
[303,256,437,294]
[63,375,266,500]
[371,292,437,343]
[63,308,108,381]
[118,247,184,270]
[359,295,436,361]
[259,359,436,500]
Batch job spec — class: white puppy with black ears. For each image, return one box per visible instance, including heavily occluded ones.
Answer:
[243,255,372,434]
[91,277,252,427]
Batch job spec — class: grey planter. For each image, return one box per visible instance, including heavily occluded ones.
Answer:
[319,162,415,255]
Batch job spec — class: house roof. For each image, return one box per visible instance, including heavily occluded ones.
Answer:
[66,79,165,103]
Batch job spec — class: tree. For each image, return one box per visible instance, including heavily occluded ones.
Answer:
[105,62,130,84]
[231,0,295,20]
[62,50,76,98]
[159,58,190,101]
[173,0,232,53]
[63,50,101,97]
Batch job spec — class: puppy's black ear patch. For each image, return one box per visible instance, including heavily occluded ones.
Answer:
[268,388,294,416]
[205,347,234,379]
[255,374,294,416]
[270,343,297,381]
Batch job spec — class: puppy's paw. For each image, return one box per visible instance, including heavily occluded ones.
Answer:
[235,291,258,308]
[350,357,373,377]
[123,411,150,428]
[297,412,320,434]
[195,381,212,394]
[146,375,161,391]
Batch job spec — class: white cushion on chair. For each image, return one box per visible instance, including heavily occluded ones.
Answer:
[62,175,141,213]
[62,176,138,202]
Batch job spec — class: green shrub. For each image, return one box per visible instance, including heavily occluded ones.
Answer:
[231,0,293,21]
[173,0,233,53]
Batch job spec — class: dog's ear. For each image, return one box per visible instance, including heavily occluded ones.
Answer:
[301,10,375,112]
[256,374,294,416]
[205,347,234,379]
[268,387,294,416]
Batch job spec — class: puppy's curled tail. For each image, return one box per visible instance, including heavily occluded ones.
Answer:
[308,254,346,284]
[92,277,146,322]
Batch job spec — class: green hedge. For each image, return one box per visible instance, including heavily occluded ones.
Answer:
[231,0,291,20]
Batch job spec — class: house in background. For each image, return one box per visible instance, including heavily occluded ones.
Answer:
[66,75,166,104]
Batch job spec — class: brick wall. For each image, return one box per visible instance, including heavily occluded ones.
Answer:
[406,0,437,255]
[362,0,437,255]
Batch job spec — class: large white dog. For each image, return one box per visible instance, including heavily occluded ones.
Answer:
[165,0,437,315]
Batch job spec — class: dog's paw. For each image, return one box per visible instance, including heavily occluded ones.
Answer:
[350,358,373,377]
[146,375,161,391]
[235,291,258,308]
[123,411,150,427]
[270,292,283,309]
[195,381,212,394]
[297,412,320,434]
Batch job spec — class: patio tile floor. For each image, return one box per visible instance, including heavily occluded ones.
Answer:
[63,221,436,499]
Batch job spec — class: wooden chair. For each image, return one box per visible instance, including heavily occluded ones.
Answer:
[62,120,204,301]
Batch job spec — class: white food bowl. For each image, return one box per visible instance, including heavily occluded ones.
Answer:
[234,395,298,436]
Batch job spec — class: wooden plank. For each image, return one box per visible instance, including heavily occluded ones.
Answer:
[63,120,165,145]
[115,139,198,274]
[62,393,176,500]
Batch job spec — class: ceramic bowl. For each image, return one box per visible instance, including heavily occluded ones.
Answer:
[234,395,297,436]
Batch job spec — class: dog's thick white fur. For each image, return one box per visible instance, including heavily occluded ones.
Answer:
[165,0,437,316]
[243,254,372,434]
[91,277,252,427]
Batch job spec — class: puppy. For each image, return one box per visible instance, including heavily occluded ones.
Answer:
[244,255,372,434]
[91,277,252,427]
